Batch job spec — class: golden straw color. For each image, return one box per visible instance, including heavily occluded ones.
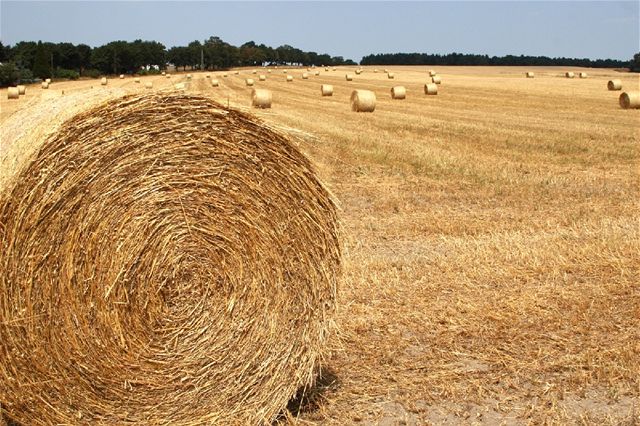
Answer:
[251,88,272,108]
[186,74,192,79]
[579,72,588,78]
[0,93,340,426]
[119,74,124,79]
[432,75,442,84]
[391,86,406,100]
[424,83,438,95]
[134,77,140,83]
[428,70,436,77]
[387,72,395,79]
[526,72,535,78]
[345,74,353,81]
[608,79,622,90]
[45,78,51,83]
[100,77,108,85]
[211,79,219,87]
[286,75,294,82]
[350,89,376,112]
[259,74,266,81]
[7,87,19,99]
[619,91,640,109]
[144,81,153,89]
[245,78,255,86]
[41,82,49,89]
[17,85,26,95]
[565,72,575,78]
[321,84,333,96]
[302,72,309,79]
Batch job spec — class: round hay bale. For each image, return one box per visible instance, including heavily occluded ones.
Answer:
[286,75,293,82]
[526,72,535,78]
[41,82,49,89]
[0,93,340,426]
[234,71,240,75]
[267,69,272,74]
[431,75,442,84]
[186,74,192,80]
[428,70,436,77]
[314,70,320,76]
[350,89,376,112]
[251,88,272,108]
[283,69,289,74]
[619,91,640,109]
[166,74,171,79]
[206,74,211,78]
[174,83,186,90]
[7,87,19,99]
[245,78,255,86]
[134,77,141,83]
[387,72,395,79]
[345,74,354,81]
[373,69,378,73]
[17,85,26,95]
[424,83,438,95]
[302,72,309,79]
[45,78,52,84]
[383,68,389,73]
[259,75,266,81]
[325,67,329,71]
[211,79,220,87]
[321,84,333,96]
[223,73,228,78]
[144,81,153,89]
[579,72,588,78]
[332,67,336,71]
[565,72,575,78]
[391,86,406,100]
[119,74,125,79]
[252,69,257,74]
[355,69,362,75]
[607,79,622,90]
[101,77,108,86]
[162,71,166,76]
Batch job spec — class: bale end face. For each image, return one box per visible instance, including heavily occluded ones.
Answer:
[565,72,575,78]
[302,73,309,79]
[7,87,19,99]
[526,72,535,78]
[17,85,26,95]
[619,91,640,109]
[608,80,622,91]
[259,75,266,81]
[424,83,438,95]
[350,89,376,112]
[251,88,273,108]
[100,78,108,86]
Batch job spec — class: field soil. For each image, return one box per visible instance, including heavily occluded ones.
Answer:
[1,66,639,425]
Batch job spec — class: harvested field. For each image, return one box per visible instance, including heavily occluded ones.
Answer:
[1,66,639,425]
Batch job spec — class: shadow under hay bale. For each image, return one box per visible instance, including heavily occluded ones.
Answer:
[283,367,340,419]
[0,93,340,425]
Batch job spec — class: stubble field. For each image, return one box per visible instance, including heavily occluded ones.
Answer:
[1,66,639,424]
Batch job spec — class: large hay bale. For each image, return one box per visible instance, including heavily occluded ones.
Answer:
[608,79,622,90]
[619,91,640,109]
[431,75,441,84]
[0,93,340,426]
[101,77,108,86]
[345,74,353,81]
[350,89,376,112]
[162,71,166,76]
[17,85,26,95]
[251,88,272,108]
[245,78,255,86]
[211,78,220,87]
[252,69,257,74]
[526,72,535,78]
[286,75,293,82]
[206,74,211,78]
[223,73,228,77]
[424,83,438,95]
[259,74,266,81]
[119,74,125,79]
[7,87,19,99]
[321,84,333,96]
[373,69,378,73]
[41,82,49,89]
[565,72,575,78]
[391,86,406,100]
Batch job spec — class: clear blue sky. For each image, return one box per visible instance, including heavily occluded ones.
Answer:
[1,1,638,61]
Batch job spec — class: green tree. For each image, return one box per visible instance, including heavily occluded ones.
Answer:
[631,52,640,72]
[32,41,50,79]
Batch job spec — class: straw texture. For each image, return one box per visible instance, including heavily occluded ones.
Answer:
[321,84,333,97]
[608,79,622,91]
[424,83,438,95]
[0,93,340,426]
[211,79,219,87]
[286,75,293,82]
[350,89,376,112]
[619,91,640,109]
[391,86,406,100]
[251,88,272,108]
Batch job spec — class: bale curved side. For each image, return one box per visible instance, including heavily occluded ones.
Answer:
[391,86,406,100]
[608,79,622,90]
[251,88,272,108]
[351,89,376,112]
[0,93,340,426]
[424,83,438,95]
[321,84,333,96]
[619,91,640,109]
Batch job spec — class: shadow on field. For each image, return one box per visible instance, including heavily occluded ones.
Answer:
[283,366,340,419]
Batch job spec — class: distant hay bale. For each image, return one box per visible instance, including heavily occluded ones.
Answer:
[206,74,211,78]
[579,72,588,78]
[384,69,389,73]
[428,70,436,77]
[41,82,49,89]
[166,74,171,79]
[607,79,622,90]
[345,74,354,81]
[526,72,535,78]
[619,91,640,109]
[17,85,26,95]
[252,70,257,74]
[245,78,255,86]
[174,83,186,90]
[424,83,438,95]
[302,73,309,79]
[286,75,293,82]
[355,69,362,75]
[7,87,19,99]
[162,71,166,76]
[267,69,272,73]
[119,74,124,79]
[565,72,575,78]
[373,69,378,73]
[0,93,340,426]
[45,78,51,84]
[134,77,140,83]
[259,74,266,81]
[387,73,395,79]
[234,71,240,75]
[101,77,108,86]
[211,79,219,87]
[432,75,442,84]
[251,88,272,108]
[350,89,376,112]
[325,67,329,71]
[283,70,288,74]
[223,73,228,77]
[144,82,153,89]
[187,74,192,79]
[321,84,333,96]
[332,67,336,71]
[390,86,406,100]
[314,71,320,76]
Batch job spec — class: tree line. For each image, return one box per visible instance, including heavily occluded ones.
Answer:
[0,37,356,86]
[361,52,639,70]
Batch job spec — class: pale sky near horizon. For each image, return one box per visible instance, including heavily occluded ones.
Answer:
[1,1,638,61]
